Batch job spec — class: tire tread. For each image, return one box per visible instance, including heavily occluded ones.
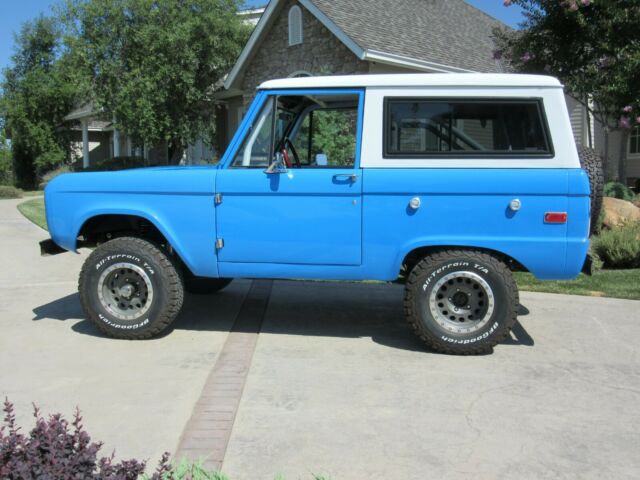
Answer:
[403,249,518,355]
[78,237,184,340]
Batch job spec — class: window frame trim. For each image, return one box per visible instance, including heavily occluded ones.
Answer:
[382,96,555,159]
[288,5,303,47]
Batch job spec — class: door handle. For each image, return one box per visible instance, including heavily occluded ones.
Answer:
[333,173,359,183]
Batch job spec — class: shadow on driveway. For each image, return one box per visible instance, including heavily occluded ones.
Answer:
[32,281,534,353]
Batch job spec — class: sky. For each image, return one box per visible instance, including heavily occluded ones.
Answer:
[0,0,525,72]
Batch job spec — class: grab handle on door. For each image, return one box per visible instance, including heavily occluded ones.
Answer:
[333,173,359,183]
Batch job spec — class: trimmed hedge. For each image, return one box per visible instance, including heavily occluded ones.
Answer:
[38,165,72,190]
[604,181,635,201]
[593,222,640,269]
[0,185,23,199]
[82,156,147,172]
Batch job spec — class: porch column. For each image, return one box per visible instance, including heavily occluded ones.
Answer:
[113,124,121,157]
[81,119,90,168]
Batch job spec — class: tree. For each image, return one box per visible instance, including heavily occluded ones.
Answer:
[494,0,640,182]
[63,0,251,162]
[0,15,88,188]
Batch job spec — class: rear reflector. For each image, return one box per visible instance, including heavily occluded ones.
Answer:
[544,212,568,224]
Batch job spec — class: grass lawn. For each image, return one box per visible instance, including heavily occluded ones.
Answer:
[15,198,639,300]
[17,197,47,231]
[514,270,640,301]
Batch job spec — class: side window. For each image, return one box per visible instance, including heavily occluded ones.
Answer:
[231,92,360,169]
[231,98,274,168]
[291,107,358,167]
[384,99,552,157]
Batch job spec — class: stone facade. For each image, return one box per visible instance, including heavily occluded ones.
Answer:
[240,0,369,104]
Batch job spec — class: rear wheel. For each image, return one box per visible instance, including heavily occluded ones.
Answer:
[404,250,517,355]
[78,237,184,339]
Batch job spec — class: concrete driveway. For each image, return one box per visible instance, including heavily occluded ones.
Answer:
[1,197,639,479]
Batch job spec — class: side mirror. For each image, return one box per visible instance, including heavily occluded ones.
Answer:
[265,152,288,174]
[315,154,328,166]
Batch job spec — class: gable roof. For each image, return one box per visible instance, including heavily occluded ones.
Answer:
[225,0,506,90]
[311,0,506,74]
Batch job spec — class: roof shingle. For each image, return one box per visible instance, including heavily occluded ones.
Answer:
[309,0,506,73]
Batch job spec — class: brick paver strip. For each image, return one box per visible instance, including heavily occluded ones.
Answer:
[174,279,273,471]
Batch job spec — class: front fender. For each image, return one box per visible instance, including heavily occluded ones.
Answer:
[44,167,218,277]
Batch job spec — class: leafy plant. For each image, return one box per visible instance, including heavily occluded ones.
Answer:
[0,15,90,188]
[604,181,635,201]
[0,398,164,478]
[494,1,640,182]
[145,458,229,480]
[61,0,252,163]
[0,185,23,199]
[593,222,640,269]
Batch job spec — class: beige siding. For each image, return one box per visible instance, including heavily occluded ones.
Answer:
[565,95,586,146]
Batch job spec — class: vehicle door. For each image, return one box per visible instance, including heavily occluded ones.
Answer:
[215,89,364,266]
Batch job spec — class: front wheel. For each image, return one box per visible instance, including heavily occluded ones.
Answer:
[404,250,518,355]
[78,237,184,339]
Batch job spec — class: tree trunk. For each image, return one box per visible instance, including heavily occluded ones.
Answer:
[168,140,184,165]
[618,130,629,186]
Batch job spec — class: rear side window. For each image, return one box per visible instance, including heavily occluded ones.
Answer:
[384,98,553,158]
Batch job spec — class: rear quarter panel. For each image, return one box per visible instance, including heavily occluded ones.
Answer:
[361,168,589,281]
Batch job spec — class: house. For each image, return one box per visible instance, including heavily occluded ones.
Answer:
[65,0,638,189]
[214,0,506,154]
[567,97,640,189]
[215,0,638,188]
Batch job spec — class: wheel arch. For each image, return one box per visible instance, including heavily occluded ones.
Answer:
[75,210,197,276]
[399,244,528,279]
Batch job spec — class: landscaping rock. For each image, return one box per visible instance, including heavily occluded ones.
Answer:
[602,197,640,228]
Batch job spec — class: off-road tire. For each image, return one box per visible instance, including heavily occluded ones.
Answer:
[576,144,604,235]
[78,237,184,339]
[404,250,518,355]
[185,277,233,295]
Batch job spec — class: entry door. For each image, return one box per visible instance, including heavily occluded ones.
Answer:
[215,90,363,266]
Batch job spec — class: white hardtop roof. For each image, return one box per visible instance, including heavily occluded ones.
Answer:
[259,73,562,90]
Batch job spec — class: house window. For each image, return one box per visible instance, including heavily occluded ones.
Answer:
[384,98,553,158]
[288,5,303,46]
[630,126,640,155]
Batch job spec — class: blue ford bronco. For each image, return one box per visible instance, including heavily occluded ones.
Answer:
[41,74,601,355]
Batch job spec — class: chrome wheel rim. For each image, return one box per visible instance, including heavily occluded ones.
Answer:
[97,262,153,321]
[429,271,495,334]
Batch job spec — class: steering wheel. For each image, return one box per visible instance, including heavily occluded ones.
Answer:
[282,137,301,167]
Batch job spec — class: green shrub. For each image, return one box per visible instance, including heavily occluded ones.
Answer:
[593,222,640,269]
[0,185,23,199]
[145,459,229,480]
[38,164,72,190]
[83,156,147,172]
[603,181,635,201]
